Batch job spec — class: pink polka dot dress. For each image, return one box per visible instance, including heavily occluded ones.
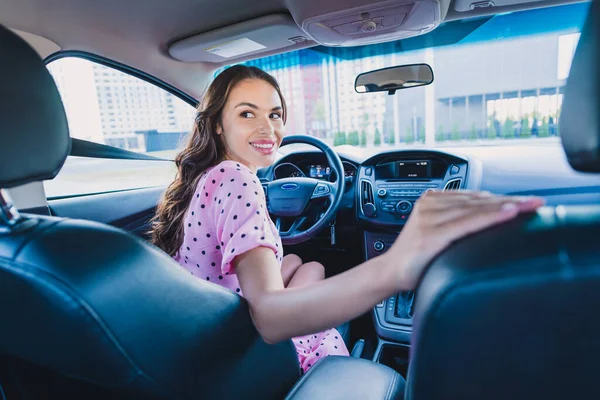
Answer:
[173,160,349,373]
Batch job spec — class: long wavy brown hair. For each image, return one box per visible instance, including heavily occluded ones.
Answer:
[150,65,287,256]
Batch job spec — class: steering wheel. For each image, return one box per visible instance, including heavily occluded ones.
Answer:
[266,135,345,245]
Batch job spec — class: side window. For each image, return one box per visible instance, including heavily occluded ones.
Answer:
[44,57,197,198]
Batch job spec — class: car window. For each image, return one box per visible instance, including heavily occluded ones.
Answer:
[45,57,196,198]
[223,2,588,150]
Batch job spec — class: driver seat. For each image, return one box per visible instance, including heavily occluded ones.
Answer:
[0,25,404,399]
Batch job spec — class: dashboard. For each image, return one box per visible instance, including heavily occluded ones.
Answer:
[262,143,600,343]
[264,143,600,249]
[268,149,471,229]
[274,160,357,181]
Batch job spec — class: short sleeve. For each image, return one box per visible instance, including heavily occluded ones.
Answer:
[207,162,279,275]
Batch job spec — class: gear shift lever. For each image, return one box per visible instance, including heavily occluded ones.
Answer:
[395,291,415,319]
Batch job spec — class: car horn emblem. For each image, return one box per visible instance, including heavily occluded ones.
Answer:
[281,183,299,191]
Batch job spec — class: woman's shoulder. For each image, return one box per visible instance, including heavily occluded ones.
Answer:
[205,160,257,182]
[200,160,262,193]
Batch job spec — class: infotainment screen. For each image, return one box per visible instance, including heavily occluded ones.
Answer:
[397,160,430,178]
[309,165,331,179]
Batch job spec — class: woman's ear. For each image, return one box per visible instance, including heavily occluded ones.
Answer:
[216,122,223,135]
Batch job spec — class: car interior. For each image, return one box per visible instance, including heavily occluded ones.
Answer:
[0,0,599,398]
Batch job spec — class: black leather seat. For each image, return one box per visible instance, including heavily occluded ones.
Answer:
[407,2,600,399]
[0,24,404,400]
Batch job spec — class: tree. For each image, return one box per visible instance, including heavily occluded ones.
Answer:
[360,131,367,147]
[405,126,414,144]
[502,118,514,138]
[333,131,347,146]
[520,117,531,138]
[374,128,381,146]
[531,112,539,136]
[487,116,497,139]
[436,125,445,142]
[451,123,461,141]
[469,122,478,140]
[388,130,396,145]
[347,131,359,146]
[418,125,426,143]
[362,113,370,125]
[361,113,370,139]
[539,117,550,137]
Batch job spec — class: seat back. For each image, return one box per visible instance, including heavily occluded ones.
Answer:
[407,2,600,399]
[0,25,299,400]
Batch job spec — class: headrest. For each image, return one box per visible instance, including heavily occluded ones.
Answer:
[409,205,600,399]
[0,25,70,189]
[560,0,600,172]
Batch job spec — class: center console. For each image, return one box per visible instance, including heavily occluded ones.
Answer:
[366,230,415,342]
[357,151,470,343]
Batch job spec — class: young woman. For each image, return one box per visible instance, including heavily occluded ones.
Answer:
[151,65,544,373]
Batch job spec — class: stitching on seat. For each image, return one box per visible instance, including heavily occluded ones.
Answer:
[0,257,161,390]
[384,369,397,400]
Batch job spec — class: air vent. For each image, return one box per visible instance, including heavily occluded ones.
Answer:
[361,180,374,207]
[444,178,462,191]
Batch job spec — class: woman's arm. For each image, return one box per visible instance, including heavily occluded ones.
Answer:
[236,190,545,344]
[236,246,396,343]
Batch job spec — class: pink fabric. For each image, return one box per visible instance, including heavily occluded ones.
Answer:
[174,160,349,372]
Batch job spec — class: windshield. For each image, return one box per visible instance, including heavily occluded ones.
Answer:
[229,2,590,150]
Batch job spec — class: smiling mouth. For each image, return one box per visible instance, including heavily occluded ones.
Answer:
[250,142,275,149]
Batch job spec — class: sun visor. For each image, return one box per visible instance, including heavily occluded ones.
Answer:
[168,14,310,63]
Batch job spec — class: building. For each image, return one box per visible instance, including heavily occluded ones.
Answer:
[48,58,196,152]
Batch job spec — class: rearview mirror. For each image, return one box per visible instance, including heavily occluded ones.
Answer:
[355,63,434,95]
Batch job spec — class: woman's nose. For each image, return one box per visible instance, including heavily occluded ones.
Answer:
[258,116,275,135]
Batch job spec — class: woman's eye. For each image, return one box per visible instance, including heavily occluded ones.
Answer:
[270,113,282,120]
[241,111,254,118]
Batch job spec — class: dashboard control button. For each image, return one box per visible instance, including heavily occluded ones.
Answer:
[377,188,387,197]
[396,200,413,214]
[365,167,373,176]
[373,240,385,252]
[451,165,460,175]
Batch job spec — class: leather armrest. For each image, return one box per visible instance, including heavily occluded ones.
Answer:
[284,356,405,400]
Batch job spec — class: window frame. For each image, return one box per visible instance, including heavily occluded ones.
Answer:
[45,50,197,107]
[43,51,198,199]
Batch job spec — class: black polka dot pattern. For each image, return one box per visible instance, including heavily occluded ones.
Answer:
[176,161,302,352]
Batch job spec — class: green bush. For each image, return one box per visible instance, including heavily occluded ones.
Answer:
[451,123,461,141]
[388,131,395,145]
[469,122,478,140]
[436,125,445,142]
[373,129,381,146]
[333,132,347,146]
[418,125,426,143]
[539,117,550,137]
[520,117,531,138]
[405,126,414,144]
[487,121,497,139]
[347,131,359,146]
[502,118,514,138]
[360,131,367,147]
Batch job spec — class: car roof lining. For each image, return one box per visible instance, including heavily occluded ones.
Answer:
[0,0,589,100]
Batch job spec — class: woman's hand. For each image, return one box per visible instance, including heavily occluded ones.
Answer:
[386,190,546,291]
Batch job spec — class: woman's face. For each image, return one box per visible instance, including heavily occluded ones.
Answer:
[217,78,285,173]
